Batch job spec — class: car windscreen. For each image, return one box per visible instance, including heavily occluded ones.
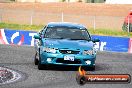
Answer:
[44,26,91,41]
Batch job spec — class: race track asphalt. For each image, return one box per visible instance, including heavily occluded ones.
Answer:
[0,44,132,88]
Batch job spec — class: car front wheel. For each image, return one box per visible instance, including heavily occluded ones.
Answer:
[84,66,95,71]
[38,54,47,70]
[89,66,95,71]
[34,52,39,65]
[38,63,43,70]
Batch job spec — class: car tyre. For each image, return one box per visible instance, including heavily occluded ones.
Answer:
[89,66,95,71]
[38,58,43,70]
[38,56,47,70]
[34,52,39,65]
[38,63,47,70]
[38,63,43,70]
[85,66,95,71]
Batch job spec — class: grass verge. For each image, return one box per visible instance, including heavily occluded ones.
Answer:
[89,28,132,37]
[0,22,132,37]
[0,23,43,31]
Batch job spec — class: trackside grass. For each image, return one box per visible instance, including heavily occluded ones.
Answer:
[0,22,132,37]
[89,28,132,37]
[0,23,43,31]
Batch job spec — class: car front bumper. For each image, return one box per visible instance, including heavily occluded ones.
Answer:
[40,52,96,66]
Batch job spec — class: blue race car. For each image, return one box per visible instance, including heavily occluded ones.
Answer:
[34,22,99,70]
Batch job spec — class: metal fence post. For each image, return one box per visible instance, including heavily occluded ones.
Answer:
[30,10,34,25]
[0,9,2,23]
[93,16,96,30]
[128,16,130,33]
[128,16,130,37]
[61,12,64,22]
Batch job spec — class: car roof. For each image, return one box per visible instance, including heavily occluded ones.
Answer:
[47,22,86,29]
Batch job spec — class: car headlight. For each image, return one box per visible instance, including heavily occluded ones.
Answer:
[83,50,94,55]
[43,47,56,53]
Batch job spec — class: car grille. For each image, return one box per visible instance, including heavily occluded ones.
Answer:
[59,50,80,54]
[56,58,81,64]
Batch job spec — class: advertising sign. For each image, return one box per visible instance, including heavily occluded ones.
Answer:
[0,29,131,53]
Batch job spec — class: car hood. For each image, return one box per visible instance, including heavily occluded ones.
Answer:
[42,38,94,50]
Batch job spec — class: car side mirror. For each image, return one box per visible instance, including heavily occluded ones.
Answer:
[92,39,100,43]
[34,35,41,39]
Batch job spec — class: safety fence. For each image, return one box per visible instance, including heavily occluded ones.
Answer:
[0,9,125,31]
[0,29,132,53]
